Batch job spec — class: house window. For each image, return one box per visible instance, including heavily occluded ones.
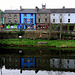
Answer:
[8,14,11,17]
[38,14,40,16]
[38,19,40,23]
[31,14,33,17]
[68,19,70,23]
[60,14,62,16]
[14,18,17,23]
[68,14,70,16]
[9,20,11,22]
[45,18,47,22]
[45,14,47,16]
[8,18,11,19]
[24,14,26,17]
[8,18,11,23]
[53,19,55,23]
[53,14,55,16]
[60,19,62,23]
[14,20,17,23]
[31,19,33,23]
[14,14,17,17]
[24,18,27,23]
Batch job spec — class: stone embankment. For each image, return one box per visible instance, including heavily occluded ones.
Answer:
[0,30,57,39]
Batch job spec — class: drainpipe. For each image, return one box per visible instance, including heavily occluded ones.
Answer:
[49,13,51,40]
[67,24,69,32]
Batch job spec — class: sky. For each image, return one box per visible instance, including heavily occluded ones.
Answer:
[1,0,75,11]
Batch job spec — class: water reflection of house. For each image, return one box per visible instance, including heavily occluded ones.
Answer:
[21,57,35,68]
[36,57,50,70]
[4,55,75,73]
[50,58,75,71]
[0,57,4,68]
[5,55,20,69]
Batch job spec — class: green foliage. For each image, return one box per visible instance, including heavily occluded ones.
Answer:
[0,32,7,34]
[62,33,74,40]
[17,31,25,36]
[8,32,12,34]
[0,39,75,47]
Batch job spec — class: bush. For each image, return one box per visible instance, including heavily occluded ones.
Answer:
[57,32,60,39]
[50,37,55,40]
[17,31,25,36]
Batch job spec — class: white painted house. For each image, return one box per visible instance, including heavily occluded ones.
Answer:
[50,8,75,24]
[50,8,75,31]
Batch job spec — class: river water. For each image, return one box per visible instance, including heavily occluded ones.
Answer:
[0,49,75,75]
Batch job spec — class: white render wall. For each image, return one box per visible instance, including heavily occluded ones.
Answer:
[50,13,75,24]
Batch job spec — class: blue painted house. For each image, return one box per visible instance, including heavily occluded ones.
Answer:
[20,13,36,29]
[19,8,37,30]
[21,58,35,68]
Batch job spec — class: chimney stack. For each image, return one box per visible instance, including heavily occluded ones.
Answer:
[35,6,39,11]
[20,6,22,10]
[42,4,46,9]
[63,6,65,9]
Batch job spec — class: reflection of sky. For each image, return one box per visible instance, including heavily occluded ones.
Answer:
[1,66,75,75]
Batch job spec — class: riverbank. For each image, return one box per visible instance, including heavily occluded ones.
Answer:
[0,39,75,48]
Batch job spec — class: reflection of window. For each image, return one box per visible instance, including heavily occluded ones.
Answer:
[31,58,33,63]
[68,19,70,23]
[27,59,30,62]
[67,60,69,64]
[9,64,11,66]
[24,58,26,63]
[60,19,62,23]
[31,64,33,67]
[31,14,33,17]
[45,18,47,22]
[24,64,27,67]
[24,18,26,23]
[15,58,18,62]
[38,19,40,23]
[31,19,33,23]
[15,65,17,67]
[53,19,55,23]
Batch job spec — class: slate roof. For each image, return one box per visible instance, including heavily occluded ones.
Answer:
[4,8,75,14]
[36,9,50,13]
[51,8,75,13]
[20,9,37,13]
[4,10,20,14]
[4,9,50,14]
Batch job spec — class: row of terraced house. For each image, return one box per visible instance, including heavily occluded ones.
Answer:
[1,4,75,31]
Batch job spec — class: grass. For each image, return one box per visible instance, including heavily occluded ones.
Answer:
[0,39,75,47]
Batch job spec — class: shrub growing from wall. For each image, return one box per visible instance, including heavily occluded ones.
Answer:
[17,31,25,36]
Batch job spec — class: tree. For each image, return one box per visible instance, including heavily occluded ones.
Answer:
[52,13,65,40]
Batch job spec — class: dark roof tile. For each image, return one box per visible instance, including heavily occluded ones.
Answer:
[4,8,75,14]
